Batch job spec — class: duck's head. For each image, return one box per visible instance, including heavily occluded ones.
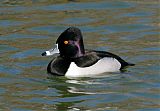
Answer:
[42,27,85,58]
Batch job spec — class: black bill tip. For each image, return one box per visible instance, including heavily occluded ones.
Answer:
[41,52,47,56]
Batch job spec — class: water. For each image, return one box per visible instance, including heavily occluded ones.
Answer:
[0,0,159,110]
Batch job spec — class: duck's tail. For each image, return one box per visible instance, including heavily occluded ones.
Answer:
[127,62,135,66]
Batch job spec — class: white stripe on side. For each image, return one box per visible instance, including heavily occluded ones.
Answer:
[65,57,121,77]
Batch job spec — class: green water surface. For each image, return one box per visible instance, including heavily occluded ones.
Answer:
[0,0,159,110]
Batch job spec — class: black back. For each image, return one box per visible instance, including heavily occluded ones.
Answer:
[74,50,134,69]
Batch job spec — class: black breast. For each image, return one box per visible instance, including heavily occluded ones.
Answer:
[47,56,71,76]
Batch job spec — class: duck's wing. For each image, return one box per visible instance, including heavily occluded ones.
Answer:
[74,50,134,69]
[73,51,100,67]
[93,50,135,69]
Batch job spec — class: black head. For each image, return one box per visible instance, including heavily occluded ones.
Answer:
[56,27,85,58]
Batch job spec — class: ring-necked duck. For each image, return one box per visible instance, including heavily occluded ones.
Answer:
[42,27,134,77]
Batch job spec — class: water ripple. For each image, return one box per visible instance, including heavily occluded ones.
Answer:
[41,1,135,11]
[11,49,43,59]
[0,0,159,111]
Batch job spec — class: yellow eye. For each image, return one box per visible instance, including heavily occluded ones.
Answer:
[64,40,69,45]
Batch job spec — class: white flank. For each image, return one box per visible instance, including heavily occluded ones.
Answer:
[65,57,121,77]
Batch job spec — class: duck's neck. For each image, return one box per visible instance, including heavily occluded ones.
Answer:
[75,39,85,58]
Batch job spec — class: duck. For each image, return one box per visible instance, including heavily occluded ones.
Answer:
[42,27,134,77]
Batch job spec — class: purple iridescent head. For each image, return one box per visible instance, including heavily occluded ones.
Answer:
[56,27,85,58]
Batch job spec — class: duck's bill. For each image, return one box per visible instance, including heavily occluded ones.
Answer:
[41,44,59,56]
